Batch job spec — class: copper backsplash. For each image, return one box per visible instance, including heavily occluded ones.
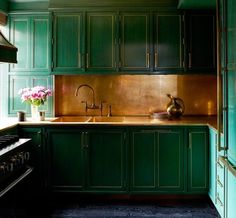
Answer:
[55,74,217,116]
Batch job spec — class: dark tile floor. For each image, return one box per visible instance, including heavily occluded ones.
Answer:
[0,193,220,218]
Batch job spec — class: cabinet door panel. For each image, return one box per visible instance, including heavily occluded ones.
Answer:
[32,17,49,71]
[155,15,182,70]
[54,14,82,71]
[10,17,30,71]
[157,130,184,191]
[48,129,84,190]
[121,13,150,70]
[188,129,208,192]
[87,13,116,70]
[87,130,126,191]
[131,131,156,190]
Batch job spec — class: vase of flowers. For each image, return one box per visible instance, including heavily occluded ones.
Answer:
[18,86,52,120]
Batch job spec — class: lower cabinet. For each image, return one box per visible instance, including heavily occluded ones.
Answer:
[46,127,127,193]
[130,128,185,193]
[226,167,236,218]
[187,127,209,193]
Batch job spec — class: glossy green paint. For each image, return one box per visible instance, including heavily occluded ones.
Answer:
[208,128,217,204]
[53,13,83,73]
[19,127,44,192]
[9,14,51,73]
[186,13,216,73]
[86,12,116,71]
[154,14,182,70]
[187,127,208,193]
[0,0,8,13]
[178,0,216,9]
[130,128,184,192]
[8,75,53,116]
[120,13,150,71]
[87,130,127,191]
[47,128,85,191]
[226,169,236,218]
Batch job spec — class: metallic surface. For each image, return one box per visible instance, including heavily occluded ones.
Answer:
[55,75,217,117]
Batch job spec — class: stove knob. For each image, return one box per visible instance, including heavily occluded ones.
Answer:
[24,152,30,161]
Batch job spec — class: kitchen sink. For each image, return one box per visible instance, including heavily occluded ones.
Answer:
[52,116,92,122]
[89,116,124,123]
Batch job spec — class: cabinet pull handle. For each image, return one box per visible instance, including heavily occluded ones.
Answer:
[217,176,224,188]
[188,52,192,68]
[78,53,81,67]
[155,52,158,68]
[188,133,192,149]
[219,156,236,178]
[216,195,224,207]
[86,53,89,69]
[217,161,224,169]
[147,53,150,68]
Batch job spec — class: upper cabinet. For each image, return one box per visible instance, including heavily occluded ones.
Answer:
[9,13,51,74]
[178,0,216,9]
[53,13,83,73]
[184,12,216,73]
[120,12,151,71]
[154,13,183,71]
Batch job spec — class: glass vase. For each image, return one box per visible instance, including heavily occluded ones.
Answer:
[31,105,39,121]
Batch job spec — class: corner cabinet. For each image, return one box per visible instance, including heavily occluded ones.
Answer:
[46,127,127,193]
[130,127,185,193]
[187,127,209,193]
[9,13,51,73]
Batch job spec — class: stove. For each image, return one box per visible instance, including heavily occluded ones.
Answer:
[0,134,33,197]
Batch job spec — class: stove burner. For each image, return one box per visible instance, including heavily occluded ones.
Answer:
[0,135,19,149]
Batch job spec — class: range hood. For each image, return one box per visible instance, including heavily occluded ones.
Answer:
[0,31,17,63]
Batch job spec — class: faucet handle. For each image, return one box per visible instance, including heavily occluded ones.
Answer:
[100,101,107,116]
[81,101,88,114]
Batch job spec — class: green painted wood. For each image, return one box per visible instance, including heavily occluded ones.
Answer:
[9,2,49,11]
[31,17,50,70]
[178,0,216,9]
[19,127,44,192]
[120,13,150,71]
[47,129,85,191]
[208,128,217,204]
[187,128,208,193]
[157,129,184,191]
[87,130,127,191]
[0,0,8,13]
[53,13,83,72]
[86,12,116,71]
[155,14,182,70]
[10,16,30,71]
[187,13,216,72]
[131,130,156,191]
[226,168,236,218]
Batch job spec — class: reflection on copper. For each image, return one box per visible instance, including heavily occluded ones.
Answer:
[55,75,217,116]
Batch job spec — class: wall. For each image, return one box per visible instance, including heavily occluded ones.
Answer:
[55,74,217,116]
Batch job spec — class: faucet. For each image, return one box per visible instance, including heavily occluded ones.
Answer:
[75,84,100,113]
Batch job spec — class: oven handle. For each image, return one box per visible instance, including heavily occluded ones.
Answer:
[0,166,34,198]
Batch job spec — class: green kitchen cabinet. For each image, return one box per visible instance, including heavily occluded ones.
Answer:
[52,13,83,73]
[154,14,183,72]
[8,75,53,117]
[185,12,216,73]
[9,14,51,73]
[208,127,217,204]
[86,129,127,192]
[18,127,45,193]
[187,127,209,193]
[46,128,85,191]
[130,128,184,193]
[86,12,117,71]
[120,12,151,71]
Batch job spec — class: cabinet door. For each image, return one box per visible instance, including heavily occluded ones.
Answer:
[187,127,208,193]
[130,130,156,191]
[187,13,216,73]
[154,14,183,71]
[86,12,116,71]
[226,168,236,218]
[157,129,184,192]
[47,129,85,191]
[208,128,217,204]
[120,13,150,71]
[10,16,30,71]
[53,13,83,72]
[87,130,127,192]
[31,16,50,72]
[19,127,44,192]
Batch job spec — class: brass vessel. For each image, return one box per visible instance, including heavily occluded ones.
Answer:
[166,94,185,118]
